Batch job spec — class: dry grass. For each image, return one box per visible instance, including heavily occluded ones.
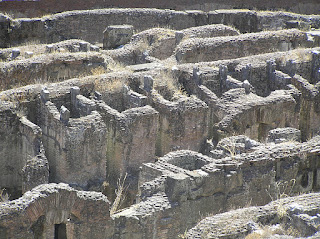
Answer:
[178,229,188,238]
[279,48,312,65]
[94,78,125,94]
[245,224,300,238]
[107,61,131,73]
[266,179,296,219]
[153,69,185,98]
[91,66,107,75]
[0,12,14,19]
[218,135,238,160]
[110,173,128,215]
[0,188,10,202]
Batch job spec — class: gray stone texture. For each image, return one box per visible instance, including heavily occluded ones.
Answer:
[38,93,107,190]
[0,183,111,239]
[1,7,320,239]
[0,52,105,90]
[176,29,310,63]
[267,127,301,143]
[103,25,133,49]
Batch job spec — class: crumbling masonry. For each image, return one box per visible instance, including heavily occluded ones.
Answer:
[0,6,320,239]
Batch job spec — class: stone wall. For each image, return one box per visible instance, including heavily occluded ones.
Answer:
[0,0,319,18]
[186,192,320,238]
[0,102,48,198]
[37,89,107,190]
[1,9,319,48]
[151,91,209,156]
[0,52,105,91]
[118,135,320,238]
[175,29,310,63]
[1,134,319,239]
[0,183,112,239]
[176,47,320,142]
[97,101,159,193]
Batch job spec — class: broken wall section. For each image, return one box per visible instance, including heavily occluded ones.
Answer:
[96,98,159,201]
[0,52,105,91]
[0,183,112,239]
[37,88,107,190]
[120,136,320,239]
[0,101,48,199]
[2,9,320,48]
[175,29,311,63]
[150,90,209,156]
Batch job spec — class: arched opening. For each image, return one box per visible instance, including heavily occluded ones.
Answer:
[54,223,67,239]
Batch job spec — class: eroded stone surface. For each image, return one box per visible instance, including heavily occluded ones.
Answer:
[0,7,320,239]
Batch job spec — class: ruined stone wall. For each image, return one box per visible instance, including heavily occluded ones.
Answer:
[0,52,105,91]
[0,104,22,197]
[151,91,209,156]
[0,102,48,198]
[0,0,319,18]
[121,136,320,238]
[0,183,112,239]
[1,9,319,48]
[19,116,49,193]
[37,92,107,190]
[1,9,200,47]
[217,89,299,140]
[0,11,320,236]
[175,29,309,63]
[97,101,159,192]
[176,47,320,142]
[186,192,320,238]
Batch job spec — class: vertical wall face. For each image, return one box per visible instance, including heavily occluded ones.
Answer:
[0,105,48,198]
[39,100,65,184]
[65,112,107,188]
[98,102,159,197]
[38,93,107,189]
[19,117,49,193]
[0,15,11,48]
[0,108,23,198]
[152,93,209,156]
[122,107,159,173]
[129,137,320,239]
[0,184,112,239]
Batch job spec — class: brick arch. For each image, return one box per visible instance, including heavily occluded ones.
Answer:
[0,183,111,239]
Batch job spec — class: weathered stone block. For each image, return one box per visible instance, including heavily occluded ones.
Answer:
[79,41,89,52]
[90,45,100,52]
[143,75,154,93]
[11,48,20,60]
[60,105,70,125]
[165,173,190,202]
[267,127,301,143]
[40,88,50,102]
[103,25,133,49]
[24,51,33,58]
[70,86,80,106]
[175,31,184,44]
